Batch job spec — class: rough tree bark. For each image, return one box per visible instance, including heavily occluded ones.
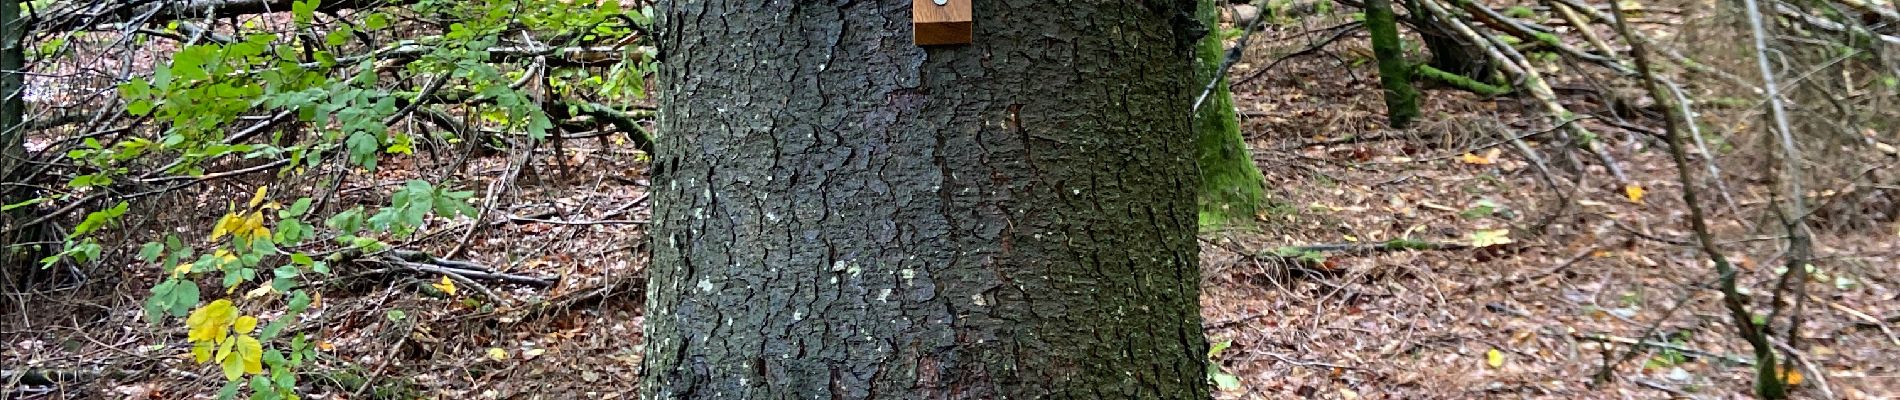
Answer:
[3,0,29,261]
[2,0,21,179]
[1366,0,1420,127]
[1194,0,1268,225]
[640,1,1210,399]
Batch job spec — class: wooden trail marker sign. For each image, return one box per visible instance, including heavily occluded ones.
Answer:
[913,0,972,45]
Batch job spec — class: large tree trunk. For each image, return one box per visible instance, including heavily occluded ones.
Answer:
[640,1,1210,399]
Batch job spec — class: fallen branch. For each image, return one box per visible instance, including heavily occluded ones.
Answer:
[330,248,555,288]
[1546,0,1758,91]
[1413,64,1511,95]
[1479,245,1600,291]
[1193,0,1274,114]
[1818,295,1900,346]
[1237,22,1364,86]
[1265,239,1468,257]
[0,367,106,386]
[506,214,648,226]
[382,260,551,287]
[1572,333,1754,365]
[566,101,656,156]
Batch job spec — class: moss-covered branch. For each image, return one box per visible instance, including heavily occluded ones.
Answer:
[1414,64,1513,96]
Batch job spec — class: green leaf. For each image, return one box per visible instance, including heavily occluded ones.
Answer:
[145,280,177,323]
[324,27,353,47]
[287,291,312,313]
[1211,369,1243,391]
[73,201,130,235]
[291,0,320,24]
[364,13,390,30]
[285,197,313,217]
[345,131,380,168]
[139,242,165,263]
[1208,340,1233,358]
[172,282,200,317]
[67,173,113,188]
[325,207,365,232]
[127,99,155,116]
[1,197,44,211]
[216,381,242,400]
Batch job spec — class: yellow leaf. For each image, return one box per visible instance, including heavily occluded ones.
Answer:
[1778,364,1805,385]
[236,335,264,375]
[432,276,458,296]
[240,211,269,241]
[244,285,273,299]
[187,300,238,343]
[1624,184,1646,204]
[191,341,215,363]
[215,334,237,361]
[487,347,510,361]
[219,338,243,380]
[1486,349,1505,368]
[248,186,269,208]
[1461,148,1502,165]
[233,316,257,334]
[1468,229,1514,248]
[173,263,193,276]
[210,213,240,241]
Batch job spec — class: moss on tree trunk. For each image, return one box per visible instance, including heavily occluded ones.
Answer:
[1367,0,1420,127]
[640,1,1210,398]
[1194,0,1268,226]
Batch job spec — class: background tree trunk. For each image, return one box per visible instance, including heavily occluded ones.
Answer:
[1405,0,1491,79]
[2,0,22,181]
[640,1,1210,399]
[1194,0,1269,226]
[3,0,31,272]
[1367,0,1421,127]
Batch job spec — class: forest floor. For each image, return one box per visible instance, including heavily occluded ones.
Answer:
[6,3,1900,400]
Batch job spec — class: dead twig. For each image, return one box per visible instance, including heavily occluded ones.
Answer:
[1573,333,1754,365]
